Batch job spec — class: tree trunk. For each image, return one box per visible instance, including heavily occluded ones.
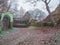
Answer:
[45,2,56,26]
[45,3,51,14]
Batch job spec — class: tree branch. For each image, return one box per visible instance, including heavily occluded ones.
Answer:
[42,0,45,2]
[42,0,48,3]
[47,0,51,4]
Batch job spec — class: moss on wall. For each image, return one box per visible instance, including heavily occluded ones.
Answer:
[1,12,13,22]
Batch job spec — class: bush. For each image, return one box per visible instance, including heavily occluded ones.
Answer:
[30,20,55,27]
[42,22,54,26]
[57,19,60,25]
[30,22,41,27]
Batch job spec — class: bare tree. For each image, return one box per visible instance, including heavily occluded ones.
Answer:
[27,0,51,14]
[0,0,9,12]
[42,0,51,14]
[41,0,57,26]
[26,0,57,26]
[7,3,11,12]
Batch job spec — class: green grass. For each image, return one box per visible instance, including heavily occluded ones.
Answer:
[0,28,17,38]
[28,26,38,29]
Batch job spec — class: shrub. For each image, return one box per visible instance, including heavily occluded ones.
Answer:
[57,19,60,25]
[30,22,41,27]
[42,22,54,26]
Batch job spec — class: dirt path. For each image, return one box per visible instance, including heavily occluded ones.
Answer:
[0,27,60,45]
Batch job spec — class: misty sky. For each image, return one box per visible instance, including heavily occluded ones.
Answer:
[10,0,60,15]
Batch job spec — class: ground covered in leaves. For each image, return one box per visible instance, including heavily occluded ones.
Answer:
[0,27,60,45]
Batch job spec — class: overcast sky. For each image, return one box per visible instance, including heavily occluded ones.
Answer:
[10,0,60,15]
